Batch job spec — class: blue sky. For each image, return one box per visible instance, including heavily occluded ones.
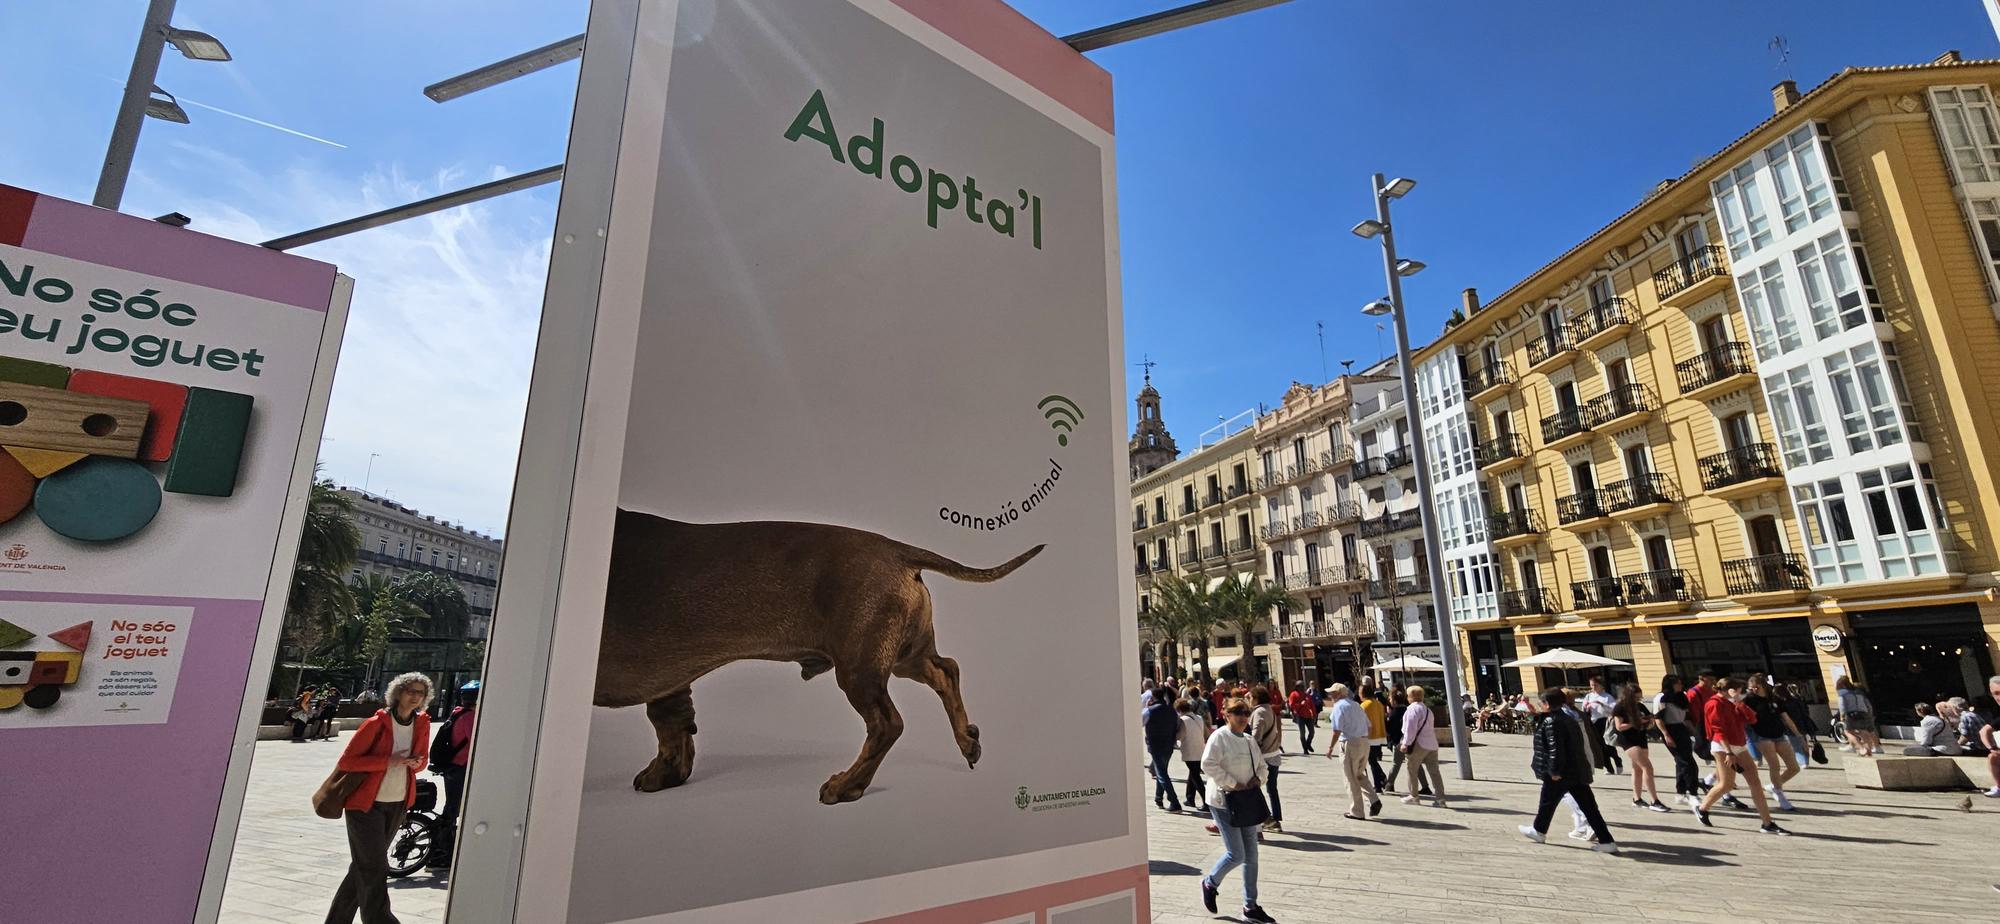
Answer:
[4,0,1996,535]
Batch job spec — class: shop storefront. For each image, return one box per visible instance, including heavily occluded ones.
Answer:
[1663,617,1824,708]
[1519,628,1638,691]
[1311,642,1361,692]
[1849,603,1996,727]
[1467,628,1521,702]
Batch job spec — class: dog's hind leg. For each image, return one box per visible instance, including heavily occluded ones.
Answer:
[633,687,697,793]
[820,668,902,805]
[895,651,980,769]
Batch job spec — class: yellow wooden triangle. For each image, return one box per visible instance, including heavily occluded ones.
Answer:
[5,446,87,478]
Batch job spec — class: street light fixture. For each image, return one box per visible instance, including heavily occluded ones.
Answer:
[144,87,189,124]
[94,0,232,210]
[1354,171,1474,779]
[163,27,231,61]
[1361,299,1392,316]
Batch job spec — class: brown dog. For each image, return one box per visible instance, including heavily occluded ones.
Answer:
[594,509,1043,804]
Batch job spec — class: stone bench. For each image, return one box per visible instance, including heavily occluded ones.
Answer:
[1845,754,1976,790]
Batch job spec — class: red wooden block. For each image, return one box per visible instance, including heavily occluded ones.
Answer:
[66,369,188,463]
[0,448,31,525]
[28,659,66,684]
[49,621,91,652]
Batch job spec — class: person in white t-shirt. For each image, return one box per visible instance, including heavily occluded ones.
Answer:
[1581,676,1623,775]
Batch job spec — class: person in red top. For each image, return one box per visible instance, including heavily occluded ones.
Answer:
[1288,682,1320,754]
[1687,672,1719,767]
[327,672,433,923]
[1692,679,1787,835]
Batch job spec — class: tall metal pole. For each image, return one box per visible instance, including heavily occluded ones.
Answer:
[1372,173,1473,779]
[95,0,177,210]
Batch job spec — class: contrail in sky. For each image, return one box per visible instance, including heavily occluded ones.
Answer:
[176,95,347,149]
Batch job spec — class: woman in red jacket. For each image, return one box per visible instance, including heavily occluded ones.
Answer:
[1691,679,1788,836]
[326,672,433,924]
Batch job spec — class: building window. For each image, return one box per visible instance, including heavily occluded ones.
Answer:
[1793,479,1865,584]
[1824,344,1904,454]
[1766,367,1832,466]
[1764,124,1836,234]
[1713,161,1773,259]
[1218,635,1238,649]
[378,538,388,555]
[1737,261,1802,360]
[1930,85,2000,184]
[1966,198,2000,304]
[1859,464,1945,578]
[1792,231,1870,338]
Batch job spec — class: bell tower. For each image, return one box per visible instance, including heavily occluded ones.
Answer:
[1128,358,1178,479]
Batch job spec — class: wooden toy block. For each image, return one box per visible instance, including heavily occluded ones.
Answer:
[35,457,161,542]
[48,621,91,652]
[0,651,31,683]
[0,381,147,457]
[0,618,30,649]
[164,387,253,497]
[67,370,188,462]
[40,650,80,683]
[0,356,71,389]
[0,448,31,524]
[28,658,65,684]
[5,446,86,478]
[0,686,21,709]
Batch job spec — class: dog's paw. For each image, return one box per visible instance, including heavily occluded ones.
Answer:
[962,724,982,768]
[819,773,866,805]
[633,756,691,792]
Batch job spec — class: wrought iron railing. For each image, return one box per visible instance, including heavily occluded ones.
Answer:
[1568,297,1633,342]
[1540,407,1591,444]
[1698,443,1783,491]
[1602,473,1678,512]
[1487,507,1541,541]
[1384,446,1413,471]
[1621,568,1692,606]
[1570,576,1622,610]
[1324,500,1364,525]
[1474,433,1526,468]
[1675,341,1754,393]
[1652,244,1728,300]
[1722,553,1810,595]
[1528,330,1574,366]
[1586,383,1655,425]
[1464,359,1514,395]
[1556,489,1608,525]
[1499,587,1558,617]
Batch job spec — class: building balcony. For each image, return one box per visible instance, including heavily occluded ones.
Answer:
[1567,297,1635,351]
[1475,432,1528,472]
[1384,446,1413,472]
[1652,244,1730,306]
[1526,330,1576,373]
[1487,507,1543,548]
[1464,359,1515,398]
[1200,544,1227,562]
[355,548,498,587]
[1351,455,1390,480]
[1203,490,1224,508]
[1132,515,1148,531]
[1324,500,1364,526]
[1225,483,1254,503]
[1253,472,1284,492]
[1152,557,1170,572]
[1179,550,1201,567]
[1602,473,1680,520]
[1285,565,1366,592]
[1722,553,1811,604]
[1179,500,1199,517]
[1555,489,1610,527]
[1320,446,1354,470]
[1539,407,1593,450]
[1675,341,1756,401]
[1226,536,1256,559]
[1569,576,1624,614]
[1698,443,1785,500]
[1276,616,1364,642]
[1586,383,1655,429]
[1358,508,1423,538]
[1620,568,1693,614]
[1499,587,1560,619]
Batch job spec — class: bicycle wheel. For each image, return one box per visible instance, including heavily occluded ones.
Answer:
[386,814,433,878]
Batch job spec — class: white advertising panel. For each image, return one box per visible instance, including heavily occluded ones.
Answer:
[461,1,1143,920]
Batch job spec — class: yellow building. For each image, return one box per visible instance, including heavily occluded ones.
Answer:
[1420,53,2000,726]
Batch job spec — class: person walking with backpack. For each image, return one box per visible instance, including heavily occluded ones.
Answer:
[326,672,433,924]
[1835,675,1878,757]
[1143,688,1184,813]
[1581,676,1622,775]
[1199,698,1278,924]
[1519,688,1616,853]
[426,681,479,871]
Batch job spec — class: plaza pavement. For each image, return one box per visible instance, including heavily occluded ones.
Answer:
[219,727,1992,923]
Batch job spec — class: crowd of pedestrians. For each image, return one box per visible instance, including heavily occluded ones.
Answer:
[1140,665,1982,917]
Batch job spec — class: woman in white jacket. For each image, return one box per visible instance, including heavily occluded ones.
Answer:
[1175,697,1211,811]
[1199,698,1278,924]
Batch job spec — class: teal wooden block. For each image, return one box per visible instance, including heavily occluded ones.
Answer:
[163,387,253,497]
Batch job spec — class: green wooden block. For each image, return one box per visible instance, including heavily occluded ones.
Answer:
[0,617,32,649]
[163,387,253,497]
[0,356,70,388]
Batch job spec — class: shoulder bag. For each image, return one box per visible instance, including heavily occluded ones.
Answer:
[312,719,386,820]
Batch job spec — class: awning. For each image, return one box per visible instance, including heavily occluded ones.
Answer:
[1205,654,1241,672]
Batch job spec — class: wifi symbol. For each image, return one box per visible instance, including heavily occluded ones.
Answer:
[1039,394,1084,447]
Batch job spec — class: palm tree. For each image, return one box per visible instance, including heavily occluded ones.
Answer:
[1153,575,1227,683]
[392,571,472,669]
[1138,601,1187,681]
[344,574,423,689]
[281,479,361,694]
[1215,575,1295,683]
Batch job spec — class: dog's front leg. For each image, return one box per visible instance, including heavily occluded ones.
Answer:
[821,672,902,805]
[633,688,696,792]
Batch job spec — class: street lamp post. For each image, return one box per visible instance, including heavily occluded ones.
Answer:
[1355,173,1474,779]
[94,0,233,210]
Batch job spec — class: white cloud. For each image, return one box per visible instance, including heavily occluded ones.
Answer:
[131,144,554,537]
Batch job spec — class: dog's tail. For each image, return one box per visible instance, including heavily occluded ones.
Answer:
[903,543,1046,583]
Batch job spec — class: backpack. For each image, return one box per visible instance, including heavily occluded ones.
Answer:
[431,710,463,770]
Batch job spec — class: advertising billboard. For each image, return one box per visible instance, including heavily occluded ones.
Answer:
[0,184,350,922]
[459,0,1143,920]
